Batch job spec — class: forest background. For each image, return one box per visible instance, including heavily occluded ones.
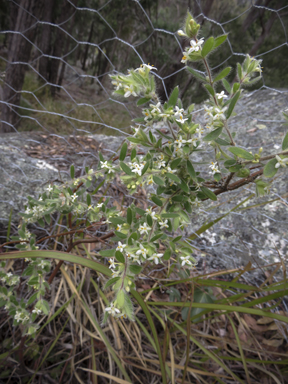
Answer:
[0,0,288,135]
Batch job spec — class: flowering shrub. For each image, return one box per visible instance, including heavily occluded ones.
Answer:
[1,12,288,335]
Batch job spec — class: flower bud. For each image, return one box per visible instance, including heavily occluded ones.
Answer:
[184,12,200,39]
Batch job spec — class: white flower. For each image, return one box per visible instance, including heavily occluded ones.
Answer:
[145,207,157,220]
[166,166,176,173]
[188,38,204,53]
[159,219,169,229]
[116,224,122,232]
[137,63,157,73]
[32,308,42,315]
[275,155,288,168]
[176,115,188,124]
[116,242,126,253]
[105,303,121,316]
[158,160,166,168]
[175,136,186,148]
[180,255,193,267]
[124,85,137,98]
[150,102,161,115]
[213,107,227,121]
[181,53,188,64]
[216,91,228,100]
[148,253,163,265]
[174,106,184,118]
[177,29,186,36]
[131,254,142,265]
[136,244,148,259]
[38,197,43,202]
[71,193,78,202]
[139,223,151,235]
[209,161,220,175]
[196,126,204,138]
[108,258,116,269]
[100,161,114,173]
[112,79,122,90]
[97,203,103,208]
[46,184,53,193]
[14,311,23,323]
[38,260,47,269]
[131,163,144,176]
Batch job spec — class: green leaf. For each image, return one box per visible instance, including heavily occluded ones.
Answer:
[167,86,179,108]
[127,208,132,225]
[182,289,215,322]
[70,165,75,179]
[44,214,51,224]
[115,251,125,263]
[135,207,146,216]
[224,159,237,168]
[115,231,127,239]
[203,127,223,142]
[201,36,214,57]
[119,142,128,161]
[179,179,190,193]
[204,84,215,97]
[129,265,142,274]
[109,217,126,225]
[161,213,179,219]
[282,131,288,150]
[104,277,120,289]
[200,186,217,201]
[153,175,165,186]
[141,161,150,176]
[226,90,240,119]
[214,67,231,82]
[116,290,125,307]
[186,67,206,82]
[213,34,227,49]
[187,160,196,180]
[151,233,164,242]
[120,161,133,176]
[170,158,182,169]
[263,158,278,178]
[232,82,240,93]
[237,62,242,80]
[147,214,153,227]
[163,248,172,260]
[228,147,254,160]
[99,249,115,258]
[128,137,142,144]
[130,147,137,161]
[166,173,181,184]
[215,137,230,146]
[222,78,231,94]
[86,194,91,206]
[151,196,163,207]
[137,97,151,106]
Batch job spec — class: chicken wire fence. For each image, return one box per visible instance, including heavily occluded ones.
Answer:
[0,0,288,282]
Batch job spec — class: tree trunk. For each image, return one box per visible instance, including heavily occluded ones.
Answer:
[49,0,74,97]
[1,0,44,133]
[38,0,54,82]
[82,21,94,71]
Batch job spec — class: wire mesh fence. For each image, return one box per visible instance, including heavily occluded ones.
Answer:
[0,0,287,278]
